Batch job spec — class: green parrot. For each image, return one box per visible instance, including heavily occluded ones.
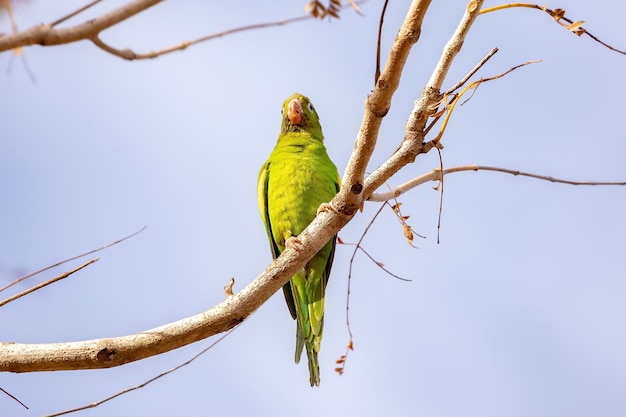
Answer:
[257,93,340,386]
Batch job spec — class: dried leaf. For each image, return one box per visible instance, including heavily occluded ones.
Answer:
[552,8,566,21]
[567,20,585,33]
[404,224,414,245]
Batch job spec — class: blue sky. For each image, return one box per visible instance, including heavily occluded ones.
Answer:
[2,1,626,416]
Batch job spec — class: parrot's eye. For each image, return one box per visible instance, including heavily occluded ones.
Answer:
[307,102,315,113]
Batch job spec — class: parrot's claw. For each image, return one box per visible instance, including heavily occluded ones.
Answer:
[285,236,304,252]
[317,202,336,215]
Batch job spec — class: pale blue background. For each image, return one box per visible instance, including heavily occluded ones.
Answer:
[2,1,625,416]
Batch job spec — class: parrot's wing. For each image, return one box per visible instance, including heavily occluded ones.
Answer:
[321,178,341,288]
[257,160,298,320]
[257,162,279,259]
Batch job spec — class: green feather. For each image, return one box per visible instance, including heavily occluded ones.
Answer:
[257,93,340,386]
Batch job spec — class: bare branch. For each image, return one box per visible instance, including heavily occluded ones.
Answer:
[4,0,616,380]
[0,0,18,33]
[443,47,498,96]
[0,0,436,374]
[0,226,146,294]
[335,202,385,377]
[0,386,28,410]
[374,0,391,84]
[361,0,485,200]
[1,1,362,60]
[369,165,626,202]
[50,0,104,27]
[340,0,434,216]
[480,3,626,55]
[0,200,345,372]
[0,258,98,308]
[89,14,313,60]
[432,59,541,147]
[41,328,237,417]
[0,0,163,52]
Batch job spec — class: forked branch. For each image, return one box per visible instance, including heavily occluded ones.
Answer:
[0,0,441,374]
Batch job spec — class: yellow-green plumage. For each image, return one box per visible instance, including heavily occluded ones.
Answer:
[257,93,339,386]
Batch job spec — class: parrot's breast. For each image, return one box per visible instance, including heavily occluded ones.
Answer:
[267,141,337,250]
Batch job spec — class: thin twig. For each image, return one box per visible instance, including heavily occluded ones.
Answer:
[346,203,386,320]
[0,258,98,308]
[90,13,313,60]
[369,165,626,202]
[374,0,390,84]
[51,0,105,27]
[0,0,18,33]
[388,198,425,247]
[1,0,37,82]
[431,59,541,146]
[8,47,37,82]
[335,202,384,376]
[0,226,146,294]
[435,148,444,243]
[0,386,28,410]
[336,199,413,377]
[362,0,485,201]
[350,242,412,282]
[89,0,365,60]
[41,327,238,417]
[444,47,498,96]
[480,3,626,55]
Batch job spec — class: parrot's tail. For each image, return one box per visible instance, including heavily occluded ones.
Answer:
[305,341,321,387]
[295,321,322,386]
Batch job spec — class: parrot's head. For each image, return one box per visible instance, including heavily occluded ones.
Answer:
[280,93,323,139]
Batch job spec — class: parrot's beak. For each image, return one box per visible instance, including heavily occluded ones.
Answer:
[287,98,303,125]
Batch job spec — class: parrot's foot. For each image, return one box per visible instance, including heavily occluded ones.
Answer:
[317,202,337,215]
[285,236,304,252]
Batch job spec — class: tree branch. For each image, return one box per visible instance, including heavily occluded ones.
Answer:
[340,0,433,216]
[369,165,626,202]
[0,259,98,308]
[480,3,626,55]
[88,14,313,60]
[0,190,354,372]
[362,0,484,199]
[0,0,437,374]
[40,329,236,417]
[0,0,162,52]
[0,226,145,294]
[0,1,359,60]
